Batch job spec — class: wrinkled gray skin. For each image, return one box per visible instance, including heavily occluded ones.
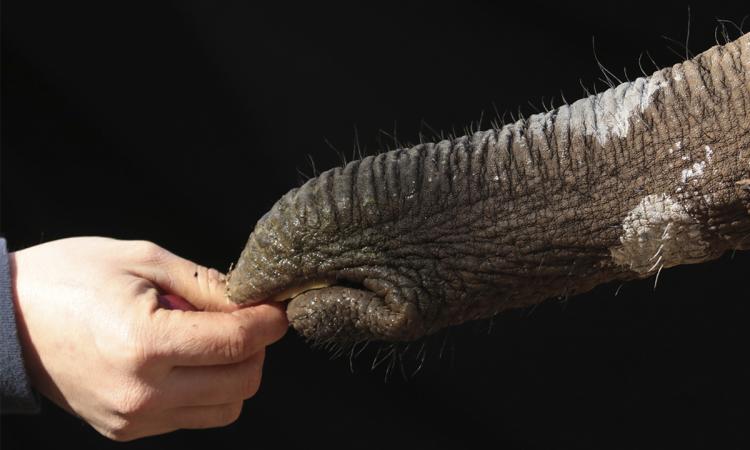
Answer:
[227,34,750,345]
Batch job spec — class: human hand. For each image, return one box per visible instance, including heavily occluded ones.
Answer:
[8,237,288,441]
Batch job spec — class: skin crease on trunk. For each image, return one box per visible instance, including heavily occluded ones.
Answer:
[226,33,750,345]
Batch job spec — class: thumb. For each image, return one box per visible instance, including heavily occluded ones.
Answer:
[130,245,237,312]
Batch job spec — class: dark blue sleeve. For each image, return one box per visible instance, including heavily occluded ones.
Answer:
[0,237,41,414]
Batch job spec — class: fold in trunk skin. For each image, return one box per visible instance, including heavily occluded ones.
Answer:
[227,34,750,344]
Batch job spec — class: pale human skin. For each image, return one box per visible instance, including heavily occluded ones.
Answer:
[8,237,289,441]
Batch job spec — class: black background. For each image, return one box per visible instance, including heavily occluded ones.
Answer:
[2,1,749,449]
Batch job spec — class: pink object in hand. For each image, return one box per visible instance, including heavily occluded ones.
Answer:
[158,293,197,311]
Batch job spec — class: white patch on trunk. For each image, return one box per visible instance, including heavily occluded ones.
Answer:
[556,71,669,146]
[610,193,708,275]
[704,145,713,162]
[680,161,706,183]
[676,145,713,185]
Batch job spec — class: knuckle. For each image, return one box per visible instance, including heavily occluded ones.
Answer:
[120,331,155,371]
[132,240,168,264]
[101,320,155,373]
[195,265,226,301]
[223,321,250,362]
[206,267,226,294]
[207,267,224,284]
[111,381,153,419]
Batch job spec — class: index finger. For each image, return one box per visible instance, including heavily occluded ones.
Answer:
[150,302,289,366]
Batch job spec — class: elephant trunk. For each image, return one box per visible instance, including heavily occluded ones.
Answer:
[227,33,750,343]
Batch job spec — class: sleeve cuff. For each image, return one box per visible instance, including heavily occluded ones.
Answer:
[0,237,41,414]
